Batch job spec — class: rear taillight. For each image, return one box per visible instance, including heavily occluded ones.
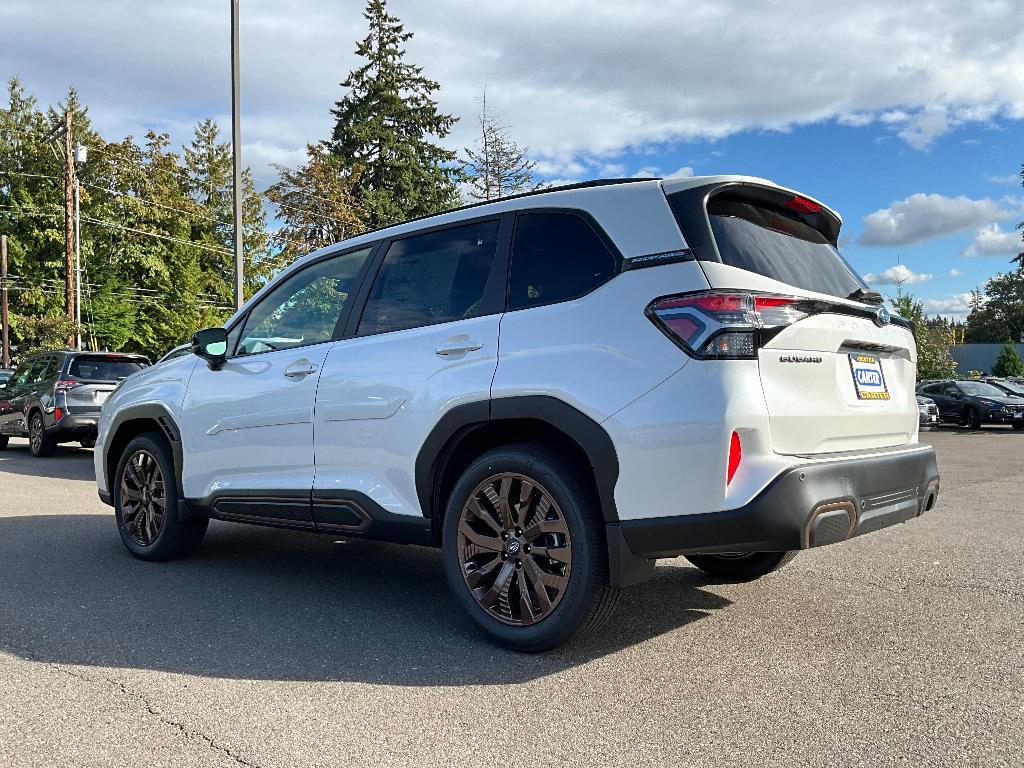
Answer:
[647,291,809,359]
[54,379,79,392]
[53,407,63,422]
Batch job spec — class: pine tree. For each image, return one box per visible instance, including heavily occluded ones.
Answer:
[992,339,1024,377]
[462,88,539,201]
[266,144,364,262]
[328,0,460,228]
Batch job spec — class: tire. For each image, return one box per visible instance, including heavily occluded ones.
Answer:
[685,551,797,581]
[1013,423,1024,431]
[442,443,619,652]
[0,435,8,450]
[28,412,57,457]
[80,437,97,449]
[966,407,982,430]
[113,432,208,561]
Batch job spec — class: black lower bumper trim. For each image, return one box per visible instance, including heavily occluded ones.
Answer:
[612,445,940,569]
[46,415,98,440]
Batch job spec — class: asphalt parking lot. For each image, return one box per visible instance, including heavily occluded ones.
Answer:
[0,428,1021,768]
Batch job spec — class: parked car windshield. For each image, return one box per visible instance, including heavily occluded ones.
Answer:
[958,381,1008,398]
[991,380,1024,396]
[69,355,146,381]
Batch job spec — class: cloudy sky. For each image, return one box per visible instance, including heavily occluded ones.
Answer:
[4,0,1023,317]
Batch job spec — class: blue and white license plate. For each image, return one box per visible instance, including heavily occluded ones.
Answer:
[849,354,889,401]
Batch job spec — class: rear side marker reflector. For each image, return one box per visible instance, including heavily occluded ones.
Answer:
[727,431,741,485]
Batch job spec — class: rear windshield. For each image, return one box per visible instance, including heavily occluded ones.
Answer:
[705,197,867,299]
[68,356,145,381]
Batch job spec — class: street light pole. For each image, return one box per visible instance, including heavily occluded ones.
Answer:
[230,0,244,310]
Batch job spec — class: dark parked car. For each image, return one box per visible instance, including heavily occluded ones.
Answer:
[984,377,1024,398]
[0,350,149,456]
[916,395,938,427]
[917,379,1024,430]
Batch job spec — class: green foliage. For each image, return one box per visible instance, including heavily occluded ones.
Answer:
[992,340,1024,377]
[328,0,461,228]
[890,293,958,380]
[13,313,80,356]
[0,79,270,359]
[964,270,1024,343]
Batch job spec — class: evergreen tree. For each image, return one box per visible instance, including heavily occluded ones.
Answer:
[266,144,364,261]
[328,0,460,228]
[992,340,1024,377]
[462,88,539,201]
[965,270,1024,343]
[890,293,957,379]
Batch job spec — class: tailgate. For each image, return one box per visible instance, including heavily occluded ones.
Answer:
[759,314,917,454]
[64,383,117,413]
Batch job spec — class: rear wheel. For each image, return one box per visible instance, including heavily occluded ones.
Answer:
[113,432,207,561]
[28,412,56,457]
[80,436,97,449]
[0,435,8,450]
[1013,423,1024,431]
[965,407,982,430]
[685,551,797,581]
[442,444,618,652]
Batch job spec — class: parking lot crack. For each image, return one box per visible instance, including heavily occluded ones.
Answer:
[0,645,263,768]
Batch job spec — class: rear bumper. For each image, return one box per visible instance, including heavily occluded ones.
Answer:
[606,445,939,586]
[45,414,98,440]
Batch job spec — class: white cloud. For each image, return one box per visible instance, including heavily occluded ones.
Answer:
[4,0,1024,189]
[949,267,963,277]
[863,265,933,286]
[961,223,1023,257]
[859,193,1015,246]
[988,173,1019,184]
[631,167,660,179]
[666,166,695,179]
[923,292,976,321]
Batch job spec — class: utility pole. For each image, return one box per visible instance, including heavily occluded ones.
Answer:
[74,177,82,350]
[1,235,9,368]
[230,0,244,310]
[63,109,75,345]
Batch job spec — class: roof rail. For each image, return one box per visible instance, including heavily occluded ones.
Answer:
[350,177,661,241]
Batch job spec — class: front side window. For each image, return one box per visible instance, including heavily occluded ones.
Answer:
[7,359,40,389]
[357,220,500,336]
[508,212,617,310]
[236,246,373,356]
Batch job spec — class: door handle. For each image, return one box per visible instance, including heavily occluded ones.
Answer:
[284,362,318,378]
[435,340,484,356]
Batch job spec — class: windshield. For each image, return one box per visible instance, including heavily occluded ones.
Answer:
[69,356,146,381]
[990,380,1024,396]
[706,198,868,299]
[959,381,1009,398]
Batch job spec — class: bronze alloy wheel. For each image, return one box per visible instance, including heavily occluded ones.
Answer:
[457,472,573,626]
[119,449,166,546]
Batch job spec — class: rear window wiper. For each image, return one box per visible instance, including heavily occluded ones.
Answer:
[846,288,884,305]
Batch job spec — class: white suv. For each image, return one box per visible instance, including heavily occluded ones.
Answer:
[95,176,940,651]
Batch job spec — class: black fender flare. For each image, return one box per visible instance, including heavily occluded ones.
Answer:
[102,403,187,519]
[414,395,621,523]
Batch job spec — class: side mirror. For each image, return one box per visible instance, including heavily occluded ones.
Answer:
[192,327,228,369]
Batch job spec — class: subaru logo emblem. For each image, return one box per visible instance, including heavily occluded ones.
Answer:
[506,539,521,555]
[875,306,891,327]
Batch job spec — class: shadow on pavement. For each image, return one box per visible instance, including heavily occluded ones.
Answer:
[0,439,96,482]
[0,513,731,685]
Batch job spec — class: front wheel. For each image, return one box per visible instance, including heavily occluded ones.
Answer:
[965,407,982,430]
[113,432,207,561]
[685,551,797,581]
[1013,422,1024,431]
[29,412,56,457]
[442,444,619,652]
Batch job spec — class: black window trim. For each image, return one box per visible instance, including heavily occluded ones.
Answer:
[344,212,514,339]
[224,240,384,359]
[504,206,624,313]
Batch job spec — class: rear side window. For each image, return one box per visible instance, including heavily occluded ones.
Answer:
[508,212,617,310]
[69,356,145,381]
[358,220,500,336]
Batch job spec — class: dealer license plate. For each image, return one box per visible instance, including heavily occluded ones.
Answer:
[849,354,889,401]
